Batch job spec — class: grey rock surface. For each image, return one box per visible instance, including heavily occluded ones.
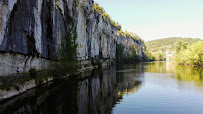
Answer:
[0,0,145,76]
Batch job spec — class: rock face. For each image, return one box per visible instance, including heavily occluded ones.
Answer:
[117,35,145,58]
[0,0,145,76]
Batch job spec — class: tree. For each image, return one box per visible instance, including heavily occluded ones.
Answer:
[175,40,188,54]
[175,40,203,66]
[189,41,203,66]
[116,44,125,63]
[51,19,79,77]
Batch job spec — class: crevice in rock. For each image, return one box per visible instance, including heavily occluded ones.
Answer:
[46,1,53,59]
[23,56,29,71]
[26,35,39,57]
[3,0,19,52]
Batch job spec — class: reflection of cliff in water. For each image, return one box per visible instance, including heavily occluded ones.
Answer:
[0,66,143,114]
[116,64,144,98]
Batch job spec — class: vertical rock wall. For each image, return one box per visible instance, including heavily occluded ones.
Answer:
[0,0,144,76]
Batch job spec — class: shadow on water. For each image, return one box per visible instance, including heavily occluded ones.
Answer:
[0,65,144,114]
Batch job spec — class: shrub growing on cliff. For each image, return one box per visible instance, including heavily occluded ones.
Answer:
[116,44,142,63]
[34,70,52,85]
[91,59,103,68]
[123,48,140,63]
[29,68,37,78]
[143,50,155,61]
[94,2,121,29]
[116,44,125,63]
[29,68,52,85]
[51,19,79,77]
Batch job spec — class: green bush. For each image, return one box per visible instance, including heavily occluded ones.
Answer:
[175,41,203,66]
[0,76,31,91]
[84,64,91,68]
[97,60,103,69]
[91,59,103,68]
[29,68,37,78]
[116,44,125,63]
[94,2,121,29]
[51,17,79,77]
[0,85,11,91]
[116,44,142,63]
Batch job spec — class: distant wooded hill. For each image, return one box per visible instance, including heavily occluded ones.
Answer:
[146,37,202,53]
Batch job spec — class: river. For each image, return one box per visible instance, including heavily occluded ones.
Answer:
[0,62,203,114]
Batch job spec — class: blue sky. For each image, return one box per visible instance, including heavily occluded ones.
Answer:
[94,0,203,41]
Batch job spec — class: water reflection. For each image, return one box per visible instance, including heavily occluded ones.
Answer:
[145,62,203,86]
[116,64,144,97]
[0,66,143,114]
[2,62,202,114]
[113,62,203,113]
[146,62,176,73]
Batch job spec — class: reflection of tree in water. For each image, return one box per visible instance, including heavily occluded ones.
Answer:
[175,66,203,85]
[0,66,143,114]
[145,62,203,87]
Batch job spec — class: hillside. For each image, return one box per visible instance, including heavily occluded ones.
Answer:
[146,37,201,53]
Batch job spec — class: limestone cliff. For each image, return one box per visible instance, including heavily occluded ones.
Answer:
[0,0,145,76]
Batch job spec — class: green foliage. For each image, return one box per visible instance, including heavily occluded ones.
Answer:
[0,70,52,91]
[94,2,121,29]
[0,85,11,91]
[94,2,145,45]
[94,3,103,14]
[97,61,103,68]
[156,52,165,61]
[116,44,141,63]
[84,64,91,68]
[116,44,125,63]
[175,40,189,54]
[29,68,37,78]
[117,30,125,37]
[146,37,201,53]
[143,50,155,61]
[175,41,203,66]
[117,30,144,43]
[51,18,79,77]
[91,59,103,68]
[123,52,140,63]
[145,37,201,61]
[34,70,52,85]
[0,76,31,91]
[125,30,138,41]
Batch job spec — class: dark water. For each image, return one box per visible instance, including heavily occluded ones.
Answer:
[1,62,203,114]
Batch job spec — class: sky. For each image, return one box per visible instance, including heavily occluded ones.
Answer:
[93,0,203,42]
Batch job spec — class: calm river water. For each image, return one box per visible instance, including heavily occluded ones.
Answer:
[1,62,203,114]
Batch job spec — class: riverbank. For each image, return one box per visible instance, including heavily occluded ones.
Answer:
[0,71,54,101]
[0,59,115,101]
[0,65,122,113]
